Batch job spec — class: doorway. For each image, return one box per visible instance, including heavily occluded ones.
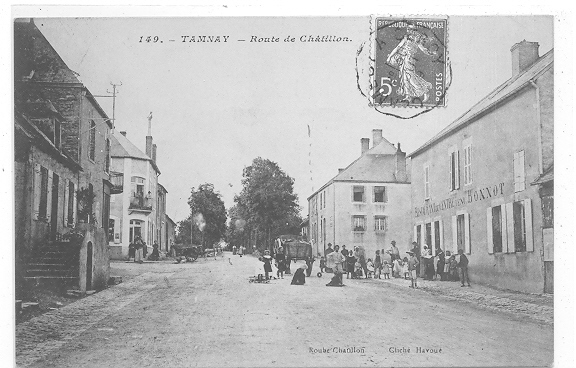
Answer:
[50,173,59,240]
[86,241,93,290]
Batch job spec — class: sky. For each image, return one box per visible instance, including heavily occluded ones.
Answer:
[30,15,553,223]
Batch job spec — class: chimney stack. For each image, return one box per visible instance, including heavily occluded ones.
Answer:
[146,136,153,158]
[152,144,157,162]
[372,129,383,148]
[361,138,370,155]
[511,40,539,76]
[120,131,127,137]
[394,142,407,182]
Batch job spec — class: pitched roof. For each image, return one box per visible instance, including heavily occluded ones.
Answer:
[531,164,553,185]
[409,48,554,158]
[308,137,408,200]
[110,131,161,174]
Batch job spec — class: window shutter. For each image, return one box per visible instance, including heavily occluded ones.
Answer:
[468,145,473,183]
[519,151,526,191]
[448,152,453,190]
[451,215,458,253]
[455,150,461,189]
[63,179,69,226]
[384,187,388,203]
[33,164,41,220]
[506,202,515,253]
[486,207,494,254]
[501,204,508,253]
[46,170,53,222]
[72,185,77,225]
[524,198,534,252]
[438,220,444,251]
[464,213,471,254]
[431,223,436,256]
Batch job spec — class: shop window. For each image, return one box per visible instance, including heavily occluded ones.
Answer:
[352,186,365,203]
[491,205,504,253]
[373,186,387,203]
[514,150,526,192]
[425,222,432,247]
[513,201,527,252]
[352,215,366,232]
[416,224,422,247]
[129,220,143,243]
[452,213,470,254]
[434,220,441,251]
[374,216,387,231]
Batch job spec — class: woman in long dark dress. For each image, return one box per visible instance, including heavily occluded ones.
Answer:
[262,250,273,280]
[436,247,446,281]
[346,252,357,279]
[275,247,286,279]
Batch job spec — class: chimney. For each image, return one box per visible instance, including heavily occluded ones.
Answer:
[511,40,539,76]
[152,144,157,162]
[120,131,127,137]
[361,138,370,155]
[372,129,383,148]
[394,142,407,182]
[146,136,153,158]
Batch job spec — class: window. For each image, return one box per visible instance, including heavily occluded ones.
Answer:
[129,220,143,243]
[449,149,460,191]
[373,186,387,203]
[352,215,366,232]
[434,220,441,251]
[425,222,432,247]
[131,176,145,198]
[67,181,75,226]
[456,214,466,253]
[513,201,527,252]
[31,118,61,150]
[424,165,430,199]
[39,166,49,219]
[374,216,387,231]
[89,120,96,161]
[542,195,553,229]
[323,190,326,208]
[103,189,110,230]
[108,218,115,242]
[104,138,110,173]
[416,224,422,247]
[463,144,472,185]
[352,186,365,202]
[514,150,526,192]
[319,192,323,210]
[491,206,503,253]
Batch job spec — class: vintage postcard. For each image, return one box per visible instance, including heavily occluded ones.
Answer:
[7,6,569,368]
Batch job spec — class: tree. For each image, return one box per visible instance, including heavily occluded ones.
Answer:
[233,157,302,251]
[187,183,227,248]
[175,217,192,244]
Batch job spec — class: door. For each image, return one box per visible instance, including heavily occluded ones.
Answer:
[86,241,93,290]
[50,173,59,240]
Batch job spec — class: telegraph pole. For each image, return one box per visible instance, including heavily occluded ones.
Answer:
[93,81,122,130]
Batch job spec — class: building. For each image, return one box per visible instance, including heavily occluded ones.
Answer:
[166,214,177,252]
[408,41,553,293]
[14,19,113,292]
[308,130,412,259]
[108,119,168,259]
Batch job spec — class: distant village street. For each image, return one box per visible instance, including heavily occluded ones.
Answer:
[16,254,553,368]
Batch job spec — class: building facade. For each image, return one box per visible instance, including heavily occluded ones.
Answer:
[14,19,112,291]
[308,130,412,259]
[109,126,168,259]
[409,41,553,294]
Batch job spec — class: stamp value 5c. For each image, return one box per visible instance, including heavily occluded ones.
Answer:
[372,17,448,108]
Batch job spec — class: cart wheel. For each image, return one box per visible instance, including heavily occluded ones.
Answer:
[191,254,198,261]
[317,272,322,277]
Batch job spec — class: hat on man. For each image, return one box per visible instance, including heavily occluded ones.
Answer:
[391,241,396,245]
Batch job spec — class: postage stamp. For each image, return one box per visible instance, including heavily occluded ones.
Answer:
[372,17,448,108]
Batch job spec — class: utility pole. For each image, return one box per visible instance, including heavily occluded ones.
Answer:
[93,81,122,130]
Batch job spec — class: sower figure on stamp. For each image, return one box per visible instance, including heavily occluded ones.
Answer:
[386,25,437,103]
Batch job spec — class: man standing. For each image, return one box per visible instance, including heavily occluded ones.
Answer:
[325,243,334,256]
[388,241,400,262]
[457,249,471,287]
[407,251,419,288]
[134,235,144,264]
[326,244,345,286]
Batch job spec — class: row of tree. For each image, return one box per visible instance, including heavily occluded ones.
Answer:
[176,157,302,251]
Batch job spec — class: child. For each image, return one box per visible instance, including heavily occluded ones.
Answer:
[402,257,409,279]
[374,250,382,279]
[354,259,363,278]
[382,260,391,279]
[319,256,327,273]
[448,254,459,281]
[366,258,375,278]
[443,251,451,281]
[261,250,273,280]
[407,251,419,288]
[347,253,357,279]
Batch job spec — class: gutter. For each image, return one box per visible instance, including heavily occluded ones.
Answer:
[529,80,544,175]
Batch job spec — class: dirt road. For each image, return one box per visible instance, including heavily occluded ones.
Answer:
[17,253,553,367]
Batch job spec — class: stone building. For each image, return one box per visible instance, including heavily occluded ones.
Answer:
[307,130,412,259]
[14,19,112,292]
[108,122,168,259]
[408,41,553,293]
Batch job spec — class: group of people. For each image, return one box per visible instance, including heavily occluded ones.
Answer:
[128,236,161,263]
[232,245,246,257]
[319,240,471,288]
[257,247,309,285]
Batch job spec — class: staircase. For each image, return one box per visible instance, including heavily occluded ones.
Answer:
[24,241,81,287]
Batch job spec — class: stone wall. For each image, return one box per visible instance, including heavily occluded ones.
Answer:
[77,224,110,291]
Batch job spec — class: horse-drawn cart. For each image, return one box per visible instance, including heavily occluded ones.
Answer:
[172,244,202,262]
